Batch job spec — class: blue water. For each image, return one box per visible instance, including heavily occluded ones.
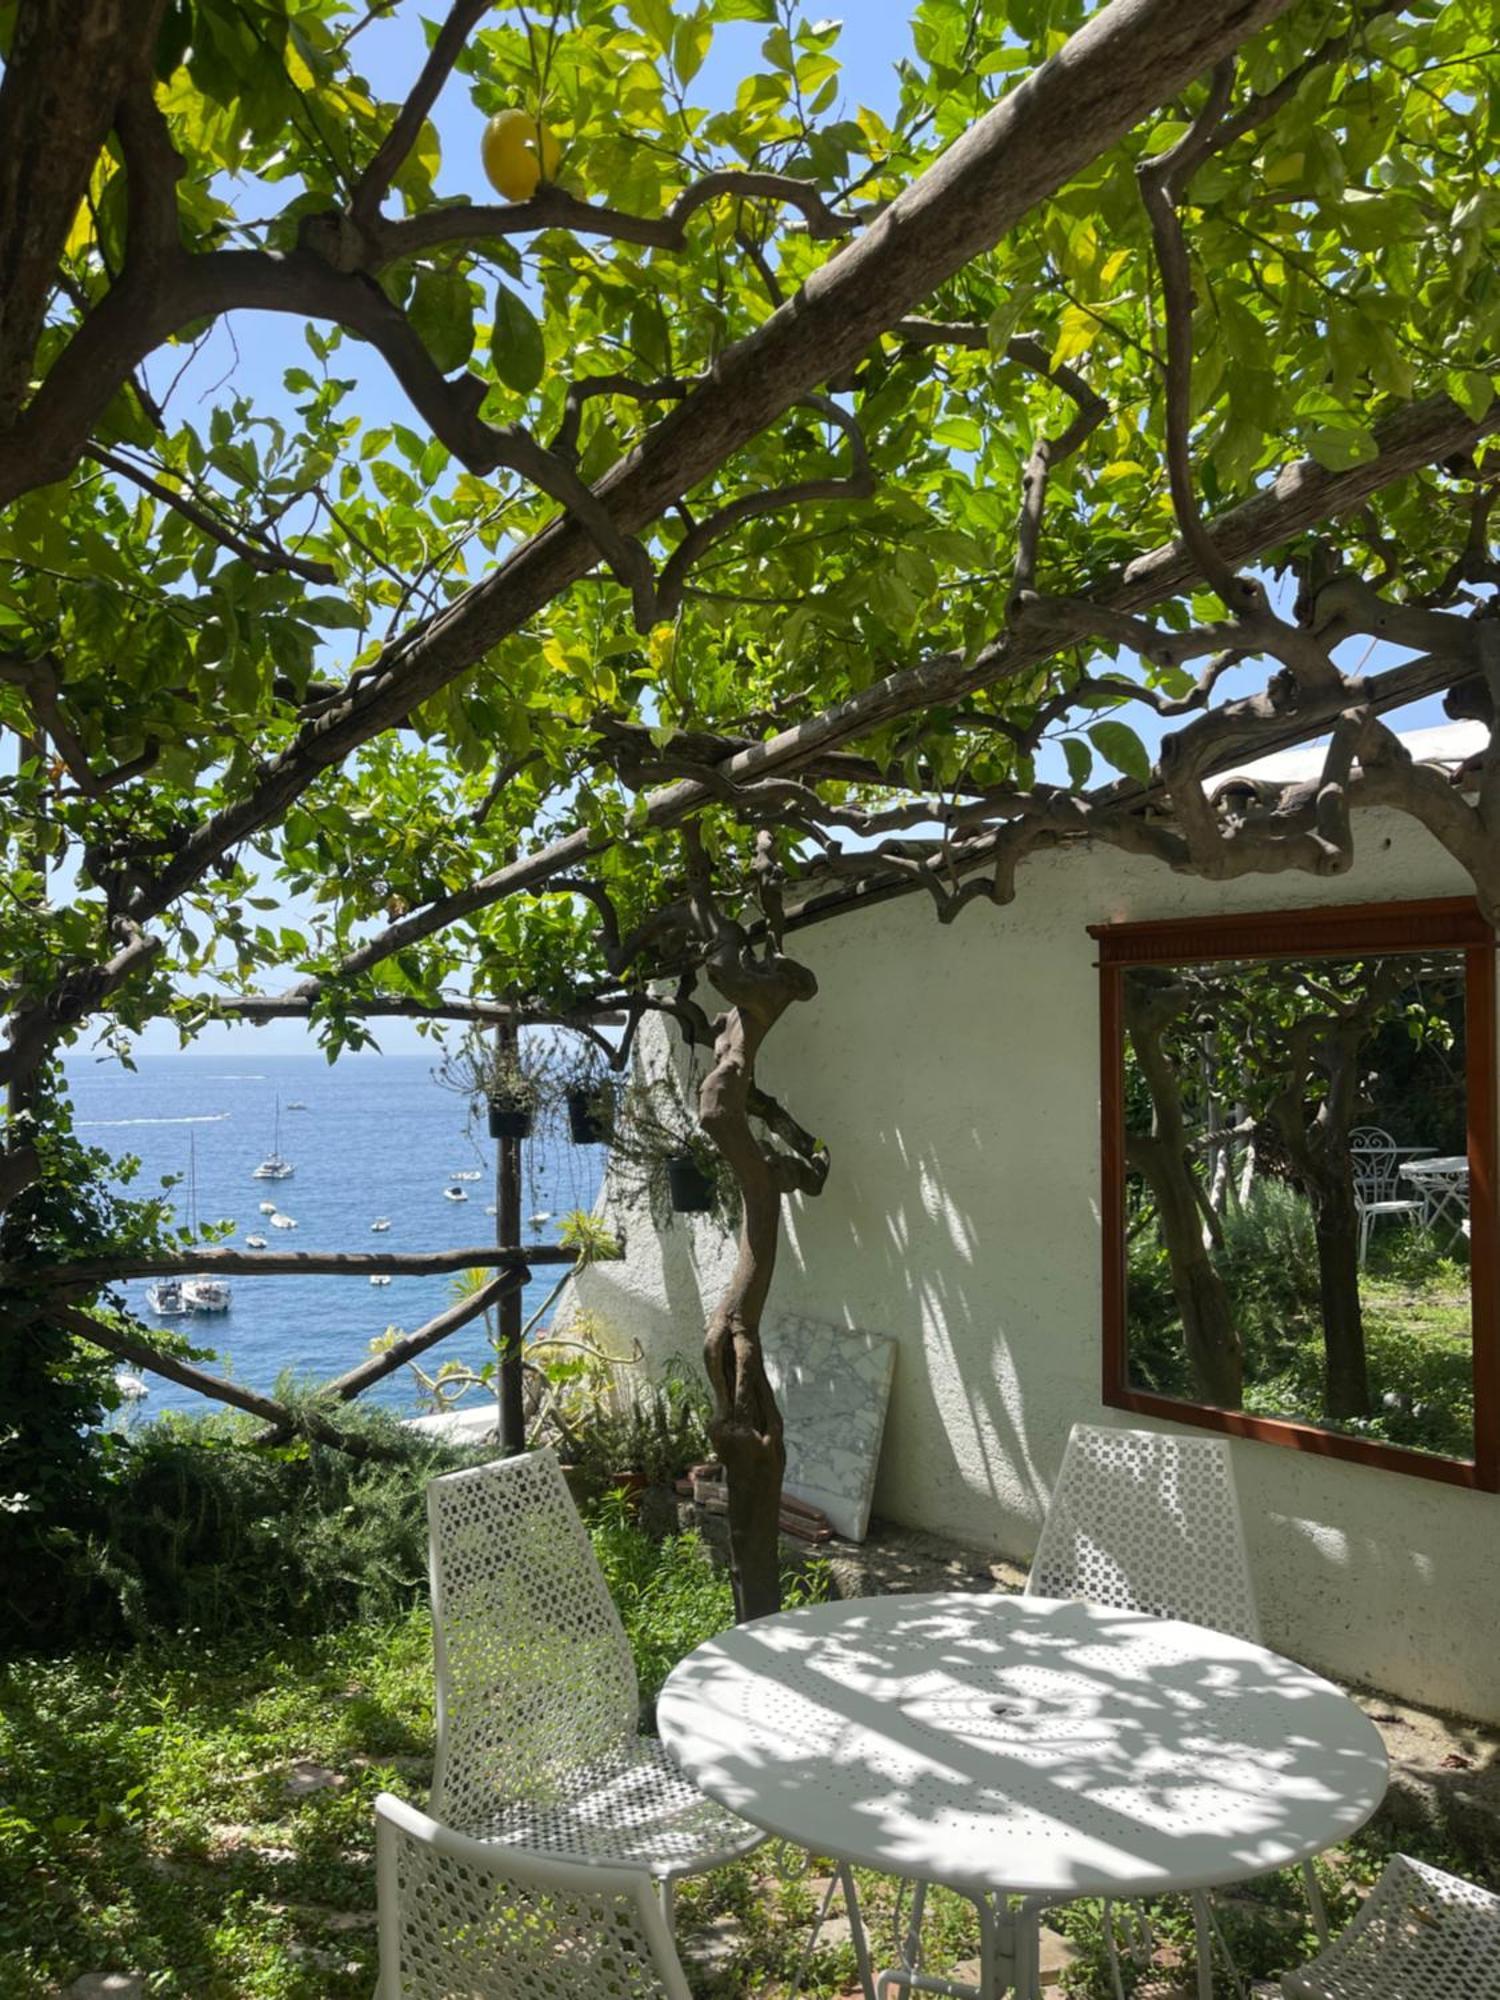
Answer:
[64,1052,603,1421]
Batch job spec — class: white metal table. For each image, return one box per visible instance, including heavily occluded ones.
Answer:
[1400,1154,1470,1238]
[657,1592,1389,2000]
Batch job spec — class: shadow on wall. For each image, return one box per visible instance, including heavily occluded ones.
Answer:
[568,887,1496,1719]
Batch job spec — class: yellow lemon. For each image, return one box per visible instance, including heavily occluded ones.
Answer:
[481,109,561,202]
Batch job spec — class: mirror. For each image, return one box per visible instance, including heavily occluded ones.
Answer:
[1096,902,1497,1486]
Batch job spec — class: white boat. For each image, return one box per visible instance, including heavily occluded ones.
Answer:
[114,1370,149,1399]
[444,1184,469,1202]
[270,1211,297,1229]
[246,1233,268,1249]
[370,1273,392,1287]
[146,1278,188,1317]
[452,1169,482,1181]
[485,1203,497,1215]
[258,1200,278,1214]
[252,1097,295,1180]
[182,1133,232,1314]
[370,1218,391,1233]
[286,1100,309,1110]
[183,1277,231,1314]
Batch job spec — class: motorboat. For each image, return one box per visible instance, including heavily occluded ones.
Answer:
[444,1185,469,1202]
[528,1211,552,1226]
[114,1371,149,1399]
[370,1218,391,1232]
[183,1277,231,1314]
[370,1273,392,1286]
[175,1133,231,1314]
[146,1278,188,1317]
[452,1169,482,1181]
[270,1211,297,1229]
[246,1233,268,1249]
[252,1097,295,1180]
[485,1203,497,1215]
[258,1200,277,1214]
[286,1100,309,1110]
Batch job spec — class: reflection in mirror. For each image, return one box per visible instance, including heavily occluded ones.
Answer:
[1124,950,1473,1461]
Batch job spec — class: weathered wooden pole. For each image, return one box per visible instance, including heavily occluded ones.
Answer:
[495,1018,526,1454]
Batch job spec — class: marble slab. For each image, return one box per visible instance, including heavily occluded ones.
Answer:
[765,1313,898,1542]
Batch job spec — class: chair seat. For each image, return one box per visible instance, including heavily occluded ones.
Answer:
[453,1735,764,1878]
[1358,1198,1422,1215]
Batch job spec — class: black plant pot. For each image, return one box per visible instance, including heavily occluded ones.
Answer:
[667,1155,714,1213]
[487,1098,534,1140]
[567,1085,614,1146]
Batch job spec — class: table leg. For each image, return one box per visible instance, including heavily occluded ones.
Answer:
[874,1887,1039,2000]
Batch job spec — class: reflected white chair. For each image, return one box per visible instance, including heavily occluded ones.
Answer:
[426,1449,762,1905]
[1282,1853,1500,1997]
[374,1791,692,1999]
[1350,1126,1424,1264]
[1024,1422,1328,1999]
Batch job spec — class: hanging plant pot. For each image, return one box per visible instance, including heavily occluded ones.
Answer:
[567,1085,614,1146]
[487,1098,534,1140]
[667,1154,714,1213]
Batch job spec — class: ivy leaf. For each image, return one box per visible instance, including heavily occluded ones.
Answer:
[409,269,474,377]
[491,283,545,396]
[1089,720,1152,783]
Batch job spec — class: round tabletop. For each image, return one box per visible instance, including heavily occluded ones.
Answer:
[657,1593,1388,1900]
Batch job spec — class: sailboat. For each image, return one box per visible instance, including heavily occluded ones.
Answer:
[181,1132,231,1314]
[252,1097,295,1181]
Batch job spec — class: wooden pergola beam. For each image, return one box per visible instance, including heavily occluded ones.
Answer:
[15,1241,586,1285]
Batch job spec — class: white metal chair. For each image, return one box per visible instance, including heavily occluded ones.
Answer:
[426,1449,762,1897]
[1024,1422,1327,1999]
[374,1791,692,1999]
[1349,1127,1424,1265]
[1281,1853,1500,1997]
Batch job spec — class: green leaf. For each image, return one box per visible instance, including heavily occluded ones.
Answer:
[1445,369,1494,421]
[1062,737,1093,789]
[491,283,545,397]
[409,268,474,377]
[1305,424,1379,471]
[1088,720,1152,784]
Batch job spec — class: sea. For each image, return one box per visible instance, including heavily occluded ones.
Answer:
[63,1051,604,1424]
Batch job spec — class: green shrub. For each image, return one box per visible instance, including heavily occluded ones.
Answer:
[5,1404,468,1655]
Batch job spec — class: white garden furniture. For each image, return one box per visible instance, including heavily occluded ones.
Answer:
[1349,1127,1426,1265]
[1282,1853,1500,1998]
[1024,1421,1329,1995]
[374,1791,692,1999]
[657,1591,1387,2000]
[1399,1152,1472,1241]
[425,1449,761,1903]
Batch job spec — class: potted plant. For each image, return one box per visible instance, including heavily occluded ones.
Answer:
[609,1066,740,1229]
[666,1140,716,1213]
[487,1057,540,1139]
[561,1048,618,1146]
[432,1030,551,1141]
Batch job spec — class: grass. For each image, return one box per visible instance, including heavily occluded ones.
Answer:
[0,1507,1489,1998]
[1129,1187,1476,1460]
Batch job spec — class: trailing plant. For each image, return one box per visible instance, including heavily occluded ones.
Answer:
[431,1030,556,1124]
[608,1063,742,1231]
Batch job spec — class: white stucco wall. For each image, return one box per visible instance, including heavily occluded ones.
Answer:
[572,808,1500,1722]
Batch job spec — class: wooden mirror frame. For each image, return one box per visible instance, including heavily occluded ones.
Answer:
[1092,897,1499,1490]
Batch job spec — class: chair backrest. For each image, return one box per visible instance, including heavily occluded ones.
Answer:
[375,1792,692,2000]
[426,1448,639,1829]
[1026,1422,1262,1642]
[1350,1126,1402,1202]
[1284,1852,1500,1999]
